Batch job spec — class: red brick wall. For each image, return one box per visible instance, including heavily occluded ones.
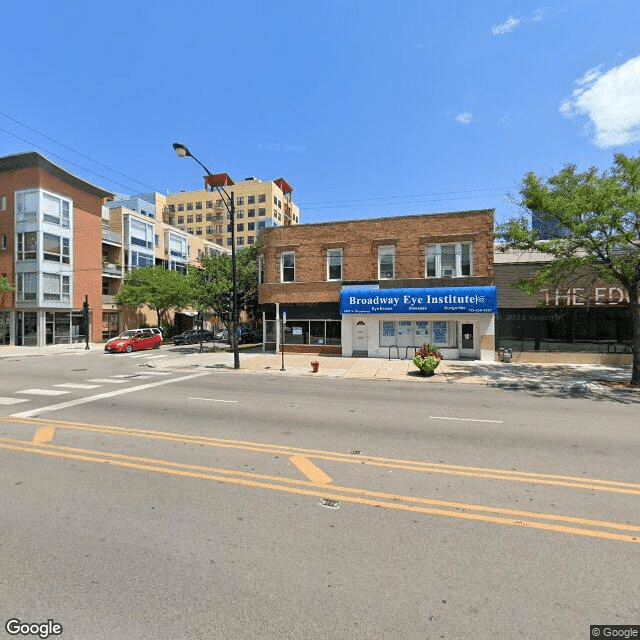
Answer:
[0,163,108,341]
[258,210,494,304]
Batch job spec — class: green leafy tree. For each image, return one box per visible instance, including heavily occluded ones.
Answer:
[495,153,640,386]
[0,275,14,309]
[115,266,193,328]
[188,244,260,334]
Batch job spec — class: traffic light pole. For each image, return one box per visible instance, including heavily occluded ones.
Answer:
[83,294,90,350]
[229,190,240,370]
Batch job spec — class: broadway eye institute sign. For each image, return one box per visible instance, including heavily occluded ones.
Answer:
[340,286,498,314]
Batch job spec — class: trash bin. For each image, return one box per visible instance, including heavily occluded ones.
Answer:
[503,348,512,363]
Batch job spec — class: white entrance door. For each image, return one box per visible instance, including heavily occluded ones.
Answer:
[353,320,368,352]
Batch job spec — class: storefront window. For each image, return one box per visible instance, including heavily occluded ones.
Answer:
[286,321,307,344]
[432,321,448,345]
[326,321,341,345]
[379,320,453,347]
[310,321,326,344]
[380,321,396,347]
[281,319,341,346]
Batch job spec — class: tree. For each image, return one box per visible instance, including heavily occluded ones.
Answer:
[0,276,14,308]
[115,266,193,328]
[495,153,640,386]
[188,244,260,335]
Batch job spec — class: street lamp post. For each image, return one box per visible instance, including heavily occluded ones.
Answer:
[173,142,240,369]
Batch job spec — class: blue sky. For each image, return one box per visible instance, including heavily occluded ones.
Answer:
[2,0,639,225]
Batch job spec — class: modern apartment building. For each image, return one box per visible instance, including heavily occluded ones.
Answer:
[257,209,497,361]
[0,151,113,346]
[0,151,228,346]
[161,174,300,250]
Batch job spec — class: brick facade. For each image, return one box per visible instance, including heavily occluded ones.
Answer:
[258,209,494,304]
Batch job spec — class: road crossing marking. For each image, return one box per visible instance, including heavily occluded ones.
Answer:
[16,389,70,396]
[85,379,127,384]
[54,383,101,389]
[430,416,504,423]
[187,397,239,403]
[0,398,29,405]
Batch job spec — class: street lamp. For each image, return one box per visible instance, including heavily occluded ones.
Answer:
[172,142,240,369]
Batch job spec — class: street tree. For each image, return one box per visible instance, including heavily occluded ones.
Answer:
[115,266,193,328]
[0,276,13,334]
[495,153,640,386]
[188,244,260,334]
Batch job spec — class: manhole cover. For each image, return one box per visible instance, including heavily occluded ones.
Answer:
[320,499,340,509]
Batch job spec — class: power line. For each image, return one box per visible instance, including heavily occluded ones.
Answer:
[0,112,161,193]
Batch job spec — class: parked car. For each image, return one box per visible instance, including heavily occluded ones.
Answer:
[214,327,256,344]
[105,329,162,353]
[172,329,215,345]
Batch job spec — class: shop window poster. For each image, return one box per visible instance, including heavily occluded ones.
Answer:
[433,321,447,343]
[382,322,395,337]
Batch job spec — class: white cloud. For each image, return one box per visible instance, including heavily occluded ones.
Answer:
[491,8,545,35]
[456,112,473,125]
[492,16,521,35]
[560,56,640,148]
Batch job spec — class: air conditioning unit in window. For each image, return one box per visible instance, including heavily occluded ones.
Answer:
[442,268,454,277]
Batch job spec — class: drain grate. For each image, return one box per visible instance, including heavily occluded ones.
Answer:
[320,498,340,509]
[350,449,362,455]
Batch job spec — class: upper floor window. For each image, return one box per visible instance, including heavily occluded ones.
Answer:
[195,201,202,209]
[178,216,184,224]
[16,272,37,301]
[177,204,184,211]
[247,236,254,245]
[196,227,203,236]
[17,232,37,261]
[248,195,255,204]
[281,252,296,282]
[378,246,395,279]
[1,234,7,250]
[236,196,244,205]
[425,242,472,278]
[258,194,266,203]
[186,202,193,211]
[248,209,255,217]
[237,223,244,232]
[187,215,194,223]
[237,236,244,245]
[16,189,70,227]
[43,273,70,302]
[42,192,70,227]
[258,208,266,216]
[327,249,343,281]
[236,210,244,219]
[0,194,7,211]
[43,233,70,263]
[206,201,213,208]
[196,214,202,222]
[248,222,255,231]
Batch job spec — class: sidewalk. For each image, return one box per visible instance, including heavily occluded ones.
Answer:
[1,344,637,397]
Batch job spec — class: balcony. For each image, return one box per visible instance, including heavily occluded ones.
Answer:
[102,228,122,245]
[102,294,120,310]
[102,263,123,277]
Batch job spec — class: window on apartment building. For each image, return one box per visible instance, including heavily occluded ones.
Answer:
[248,222,255,231]
[273,196,278,205]
[186,203,193,211]
[258,256,264,284]
[378,245,395,279]
[178,216,184,224]
[177,204,184,211]
[43,273,70,302]
[215,225,223,234]
[216,237,223,245]
[425,242,472,278]
[195,201,202,209]
[42,192,70,227]
[258,208,265,216]
[216,199,224,206]
[196,214,202,222]
[187,215,194,223]
[17,232,37,261]
[237,223,244,232]
[237,237,244,246]
[16,272,37,301]
[1,195,7,211]
[155,234,159,247]
[247,209,255,217]
[1,234,7,250]
[167,204,175,213]
[258,194,266,203]
[15,190,38,222]
[247,236,254,245]
[248,195,255,204]
[236,197,244,205]
[43,234,70,264]
[206,213,213,221]
[227,224,232,233]
[187,228,194,234]
[227,238,232,246]
[327,249,343,281]
[206,226,213,235]
[281,252,295,282]
[196,228,203,236]
[277,212,281,221]
[236,210,244,219]
[206,201,213,208]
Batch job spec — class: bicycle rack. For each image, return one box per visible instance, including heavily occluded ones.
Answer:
[388,345,400,361]
[405,346,417,360]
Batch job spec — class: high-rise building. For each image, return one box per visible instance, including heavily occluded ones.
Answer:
[161,174,300,249]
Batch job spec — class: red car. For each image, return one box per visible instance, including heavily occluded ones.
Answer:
[104,329,162,353]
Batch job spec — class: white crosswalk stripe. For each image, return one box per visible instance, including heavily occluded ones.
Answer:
[0,397,29,405]
[16,389,70,396]
[86,379,127,384]
[54,383,102,389]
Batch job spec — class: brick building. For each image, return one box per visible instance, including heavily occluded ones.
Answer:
[258,209,497,360]
[1,152,113,346]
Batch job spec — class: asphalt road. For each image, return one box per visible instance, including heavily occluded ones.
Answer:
[1,347,638,640]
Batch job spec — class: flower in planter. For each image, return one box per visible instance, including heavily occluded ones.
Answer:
[412,354,440,375]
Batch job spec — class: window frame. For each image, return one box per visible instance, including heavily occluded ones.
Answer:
[326,248,343,281]
[280,251,296,283]
[425,242,473,278]
[377,245,395,280]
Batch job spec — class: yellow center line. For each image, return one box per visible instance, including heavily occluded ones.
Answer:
[3,416,639,495]
[290,455,332,484]
[1,437,639,544]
